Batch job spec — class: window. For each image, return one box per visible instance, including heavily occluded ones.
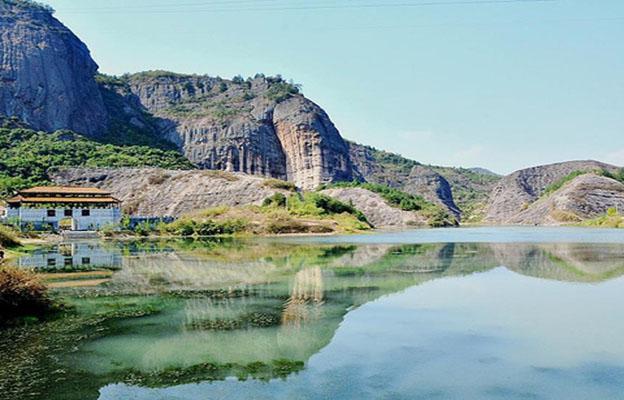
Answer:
[81,257,91,265]
[47,258,56,267]
[81,209,90,217]
[64,209,73,217]
[64,257,73,267]
[47,209,56,217]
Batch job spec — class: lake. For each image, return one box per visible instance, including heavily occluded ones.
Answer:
[2,227,624,400]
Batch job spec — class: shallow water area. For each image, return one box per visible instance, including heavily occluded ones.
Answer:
[1,227,624,400]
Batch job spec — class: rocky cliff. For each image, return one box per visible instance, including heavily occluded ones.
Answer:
[0,0,108,136]
[51,167,431,227]
[100,72,354,189]
[348,141,499,220]
[495,174,624,225]
[484,160,620,224]
[320,187,428,227]
[51,167,293,217]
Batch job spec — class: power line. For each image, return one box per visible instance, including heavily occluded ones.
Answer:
[51,0,556,15]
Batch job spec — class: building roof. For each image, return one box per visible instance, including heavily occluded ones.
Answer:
[6,196,121,205]
[18,186,112,195]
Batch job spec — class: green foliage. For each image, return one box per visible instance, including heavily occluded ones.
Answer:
[285,193,368,223]
[218,82,228,92]
[262,193,287,208]
[0,128,193,196]
[582,208,624,228]
[542,170,587,197]
[262,179,297,191]
[0,225,21,248]
[0,266,53,324]
[6,0,54,13]
[232,75,245,84]
[321,181,429,212]
[598,168,624,184]
[265,80,301,102]
[319,181,455,226]
[211,102,240,120]
[164,218,248,237]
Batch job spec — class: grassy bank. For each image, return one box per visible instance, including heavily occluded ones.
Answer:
[580,208,624,228]
[108,192,371,238]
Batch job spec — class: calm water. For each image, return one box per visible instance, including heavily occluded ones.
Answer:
[2,227,624,400]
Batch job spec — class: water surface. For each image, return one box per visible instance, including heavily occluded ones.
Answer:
[2,228,624,400]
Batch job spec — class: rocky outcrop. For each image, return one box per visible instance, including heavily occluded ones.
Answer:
[105,73,353,189]
[320,187,428,227]
[51,167,293,217]
[502,174,624,225]
[485,160,619,224]
[403,166,461,219]
[347,141,464,219]
[0,1,108,136]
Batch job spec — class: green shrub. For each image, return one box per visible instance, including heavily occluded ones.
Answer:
[321,181,430,212]
[541,170,587,197]
[262,193,287,208]
[164,217,247,237]
[0,225,20,248]
[599,168,624,184]
[265,80,301,102]
[0,266,53,324]
[262,178,297,191]
[285,193,368,223]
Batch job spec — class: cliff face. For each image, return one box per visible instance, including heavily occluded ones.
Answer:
[107,73,354,189]
[51,167,293,217]
[485,160,619,224]
[347,141,475,220]
[0,1,108,136]
[499,174,624,225]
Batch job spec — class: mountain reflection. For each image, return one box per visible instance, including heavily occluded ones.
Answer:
[3,239,624,400]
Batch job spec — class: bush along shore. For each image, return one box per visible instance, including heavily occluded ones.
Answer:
[103,192,372,238]
[0,265,56,326]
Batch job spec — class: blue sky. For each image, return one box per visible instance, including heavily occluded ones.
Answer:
[45,0,624,174]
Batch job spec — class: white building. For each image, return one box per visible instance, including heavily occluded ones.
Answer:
[5,186,122,231]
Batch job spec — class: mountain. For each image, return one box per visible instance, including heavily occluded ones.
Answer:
[468,167,500,177]
[0,0,498,216]
[3,1,621,228]
[485,160,623,224]
[348,141,500,221]
[0,0,108,136]
[99,72,354,189]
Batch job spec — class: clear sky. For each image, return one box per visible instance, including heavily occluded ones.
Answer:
[44,0,624,174]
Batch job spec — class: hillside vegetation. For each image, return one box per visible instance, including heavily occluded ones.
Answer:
[319,181,455,227]
[120,192,371,237]
[0,128,193,196]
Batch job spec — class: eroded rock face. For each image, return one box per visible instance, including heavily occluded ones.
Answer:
[320,187,427,227]
[503,174,624,225]
[51,167,292,217]
[347,142,462,219]
[403,166,461,219]
[485,160,619,224]
[111,74,353,189]
[0,1,108,136]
